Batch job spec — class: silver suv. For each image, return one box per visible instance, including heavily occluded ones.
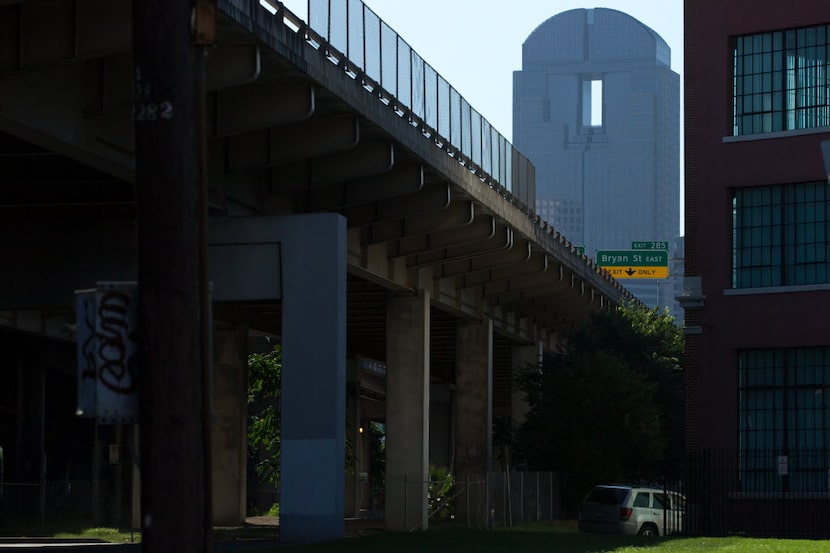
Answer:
[578,484,684,536]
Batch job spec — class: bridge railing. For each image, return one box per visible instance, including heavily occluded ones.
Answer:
[225,0,629,298]
[306,0,535,216]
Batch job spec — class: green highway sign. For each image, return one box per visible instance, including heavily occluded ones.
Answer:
[596,250,668,267]
[631,241,669,250]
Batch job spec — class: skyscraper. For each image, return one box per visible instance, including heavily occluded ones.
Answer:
[513,8,681,318]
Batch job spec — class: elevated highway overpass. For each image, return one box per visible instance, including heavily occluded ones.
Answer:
[0,0,634,542]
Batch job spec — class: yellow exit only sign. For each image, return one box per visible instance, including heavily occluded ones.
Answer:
[603,266,669,279]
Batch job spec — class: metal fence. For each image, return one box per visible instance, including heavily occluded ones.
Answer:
[679,450,830,539]
[306,0,536,214]
[0,480,99,529]
[0,442,136,531]
[462,471,561,529]
[405,450,830,537]
[399,471,561,530]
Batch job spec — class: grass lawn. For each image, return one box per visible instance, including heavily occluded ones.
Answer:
[276,523,830,553]
[5,518,830,552]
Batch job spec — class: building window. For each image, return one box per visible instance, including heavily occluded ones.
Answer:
[739,348,830,492]
[732,24,830,136]
[732,181,830,288]
[581,78,604,128]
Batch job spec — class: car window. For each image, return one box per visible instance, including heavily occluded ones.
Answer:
[585,487,629,505]
[653,493,667,510]
[633,492,650,508]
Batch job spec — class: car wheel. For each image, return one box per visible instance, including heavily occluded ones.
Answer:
[638,524,658,536]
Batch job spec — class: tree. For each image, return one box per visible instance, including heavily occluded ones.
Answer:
[514,301,683,513]
[248,346,281,489]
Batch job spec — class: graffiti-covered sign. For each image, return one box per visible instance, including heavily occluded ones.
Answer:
[75,282,139,424]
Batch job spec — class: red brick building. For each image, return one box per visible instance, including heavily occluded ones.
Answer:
[683,0,830,537]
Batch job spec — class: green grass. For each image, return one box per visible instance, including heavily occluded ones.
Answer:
[5,518,830,552]
[275,524,830,553]
[0,512,139,543]
[54,526,139,543]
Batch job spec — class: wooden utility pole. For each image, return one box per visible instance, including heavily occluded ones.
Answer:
[134,1,213,551]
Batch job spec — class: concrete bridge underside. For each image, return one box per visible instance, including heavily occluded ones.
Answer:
[0,0,633,542]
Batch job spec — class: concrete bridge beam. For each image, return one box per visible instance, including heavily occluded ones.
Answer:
[303,164,424,212]
[408,226,513,268]
[215,84,315,136]
[366,199,474,244]
[342,182,451,227]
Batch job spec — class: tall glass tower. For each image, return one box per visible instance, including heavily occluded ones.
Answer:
[513,8,681,318]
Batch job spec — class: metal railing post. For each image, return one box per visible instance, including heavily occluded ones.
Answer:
[404,472,407,531]
[485,472,491,529]
[520,472,524,523]
[466,474,470,529]
[550,471,554,521]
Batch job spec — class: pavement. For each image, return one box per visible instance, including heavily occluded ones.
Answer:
[0,516,385,551]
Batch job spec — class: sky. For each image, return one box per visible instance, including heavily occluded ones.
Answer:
[278,0,683,142]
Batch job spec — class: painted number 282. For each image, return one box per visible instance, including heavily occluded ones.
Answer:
[135,101,174,122]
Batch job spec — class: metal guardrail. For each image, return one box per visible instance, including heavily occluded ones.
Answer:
[306,0,535,215]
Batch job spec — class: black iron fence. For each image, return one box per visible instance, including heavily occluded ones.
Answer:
[678,449,830,539]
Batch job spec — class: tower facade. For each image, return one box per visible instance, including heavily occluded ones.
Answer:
[513,8,681,317]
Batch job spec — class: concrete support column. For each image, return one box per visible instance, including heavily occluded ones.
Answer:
[511,342,543,429]
[454,317,493,516]
[429,383,453,470]
[344,358,360,519]
[385,290,430,532]
[211,321,248,526]
[280,215,347,543]
[210,214,346,544]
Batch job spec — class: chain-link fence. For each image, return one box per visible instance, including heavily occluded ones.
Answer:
[397,470,562,531]
[0,443,136,532]
[460,471,561,528]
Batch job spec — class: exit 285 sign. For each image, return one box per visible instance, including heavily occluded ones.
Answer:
[596,250,669,279]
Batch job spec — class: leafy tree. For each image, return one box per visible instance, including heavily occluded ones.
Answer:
[248,346,281,488]
[514,301,683,513]
[246,347,372,508]
[368,422,386,509]
[428,466,455,520]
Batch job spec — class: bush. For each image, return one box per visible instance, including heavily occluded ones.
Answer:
[428,466,455,520]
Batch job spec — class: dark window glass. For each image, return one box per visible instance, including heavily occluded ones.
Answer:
[732,23,830,135]
[732,181,830,288]
[585,486,629,505]
[739,348,830,492]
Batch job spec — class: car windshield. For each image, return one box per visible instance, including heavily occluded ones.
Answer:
[585,486,629,505]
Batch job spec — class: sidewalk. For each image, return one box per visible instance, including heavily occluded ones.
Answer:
[0,516,384,551]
